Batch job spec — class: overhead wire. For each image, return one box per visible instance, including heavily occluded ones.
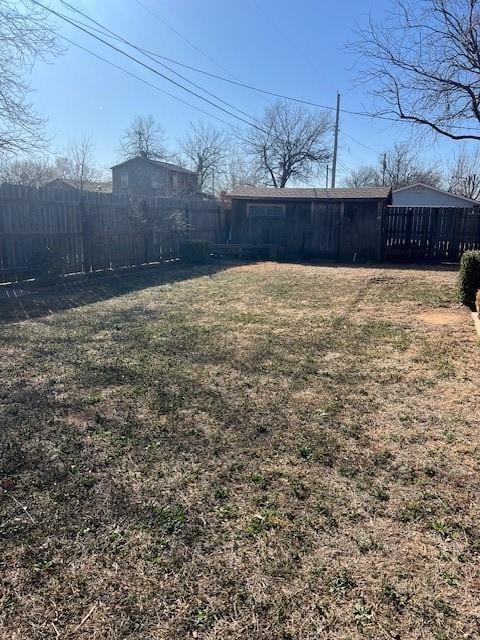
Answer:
[58,0,256,122]
[31,0,275,137]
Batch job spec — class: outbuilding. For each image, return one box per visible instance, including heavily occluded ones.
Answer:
[392,183,477,208]
[227,185,392,261]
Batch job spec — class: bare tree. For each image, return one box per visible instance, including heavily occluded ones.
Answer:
[447,146,480,199]
[345,165,380,188]
[351,0,480,141]
[345,143,441,189]
[179,122,230,193]
[119,114,168,161]
[0,0,61,160]
[54,136,100,189]
[0,156,57,187]
[218,153,262,193]
[243,100,331,187]
[382,143,441,188]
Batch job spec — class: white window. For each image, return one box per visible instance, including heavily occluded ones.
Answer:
[151,172,163,189]
[120,169,128,188]
[247,204,285,218]
[171,173,180,191]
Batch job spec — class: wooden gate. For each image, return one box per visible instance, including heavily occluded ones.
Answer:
[306,202,341,258]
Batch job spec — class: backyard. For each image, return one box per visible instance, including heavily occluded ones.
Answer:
[0,261,479,639]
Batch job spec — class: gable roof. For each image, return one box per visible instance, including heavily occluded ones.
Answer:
[45,178,112,192]
[227,185,391,200]
[111,156,197,175]
[393,182,478,205]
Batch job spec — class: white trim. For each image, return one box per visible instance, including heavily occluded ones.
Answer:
[393,182,478,205]
[246,202,286,218]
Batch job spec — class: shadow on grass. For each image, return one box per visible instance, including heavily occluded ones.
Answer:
[0,261,237,324]
[0,258,459,324]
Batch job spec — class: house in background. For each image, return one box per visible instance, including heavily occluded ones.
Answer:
[111,156,198,198]
[392,183,478,208]
[45,178,112,192]
[227,185,392,261]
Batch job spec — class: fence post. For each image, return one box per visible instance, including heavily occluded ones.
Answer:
[80,196,92,273]
[376,202,384,260]
[142,199,150,265]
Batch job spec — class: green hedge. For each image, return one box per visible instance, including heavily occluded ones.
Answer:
[179,240,212,264]
[458,250,480,307]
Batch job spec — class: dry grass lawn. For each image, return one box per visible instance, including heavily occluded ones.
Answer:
[1,262,479,639]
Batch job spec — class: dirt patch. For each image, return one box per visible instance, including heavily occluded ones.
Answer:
[417,309,467,326]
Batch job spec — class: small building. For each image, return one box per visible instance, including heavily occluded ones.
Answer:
[227,185,392,261]
[392,183,477,208]
[111,156,198,198]
[45,178,112,192]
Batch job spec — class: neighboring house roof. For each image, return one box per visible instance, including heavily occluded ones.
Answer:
[111,156,197,176]
[393,182,478,206]
[227,185,391,200]
[45,178,113,192]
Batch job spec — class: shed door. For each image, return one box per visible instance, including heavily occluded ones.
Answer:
[247,203,286,245]
[340,201,380,261]
[306,202,341,258]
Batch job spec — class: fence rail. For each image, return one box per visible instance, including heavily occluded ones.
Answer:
[0,184,225,283]
[383,205,480,260]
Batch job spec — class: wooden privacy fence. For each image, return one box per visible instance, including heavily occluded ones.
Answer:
[0,184,225,283]
[383,206,480,260]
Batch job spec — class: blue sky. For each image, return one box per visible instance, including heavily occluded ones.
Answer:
[29,0,462,183]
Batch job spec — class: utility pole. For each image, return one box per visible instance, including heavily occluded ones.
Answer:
[325,165,329,188]
[382,153,387,186]
[331,92,340,188]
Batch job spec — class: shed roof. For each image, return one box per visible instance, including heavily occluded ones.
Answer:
[227,185,391,200]
[393,182,478,205]
[111,156,197,175]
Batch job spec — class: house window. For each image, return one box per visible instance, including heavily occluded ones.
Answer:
[120,169,128,188]
[151,171,163,189]
[171,173,180,191]
[247,204,285,218]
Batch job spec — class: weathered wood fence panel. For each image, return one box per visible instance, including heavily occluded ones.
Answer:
[383,206,480,260]
[0,185,223,283]
[306,202,341,258]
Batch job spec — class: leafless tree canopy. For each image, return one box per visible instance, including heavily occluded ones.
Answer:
[345,143,441,189]
[54,136,100,188]
[179,122,230,193]
[244,100,331,187]
[0,156,57,187]
[345,165,380,188]
[0,0,61,160]
[447,145,480,198]
[0,136,101,188]
[217,153,262,193]
[119,115,169,161]
[351,0,480,140]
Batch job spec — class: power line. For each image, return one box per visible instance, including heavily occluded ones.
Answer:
[51,2,478,132]
[31,0,272,136]
[56,34,237,130]
[251,0,309,63]
[342,131,380,155]
[58,0,256,122]
[133,0,241,82]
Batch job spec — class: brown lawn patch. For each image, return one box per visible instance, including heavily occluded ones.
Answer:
[417,309,468,326]
[0,262,479,639]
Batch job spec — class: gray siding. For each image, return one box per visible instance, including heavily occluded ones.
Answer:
[393,185,474,208]
[112,157,198,198]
